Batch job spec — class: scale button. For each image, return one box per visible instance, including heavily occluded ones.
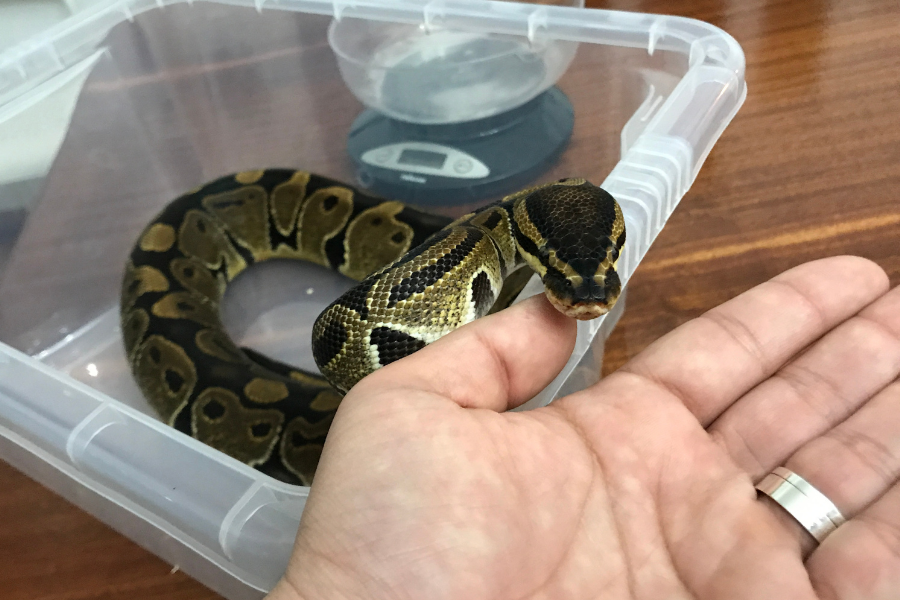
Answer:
[374,148,393,163]
[453,158,473,174]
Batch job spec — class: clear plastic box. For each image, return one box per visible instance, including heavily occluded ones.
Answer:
[0,1,746,598]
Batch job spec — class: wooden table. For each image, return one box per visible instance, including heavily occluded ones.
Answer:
[1,0,898,598]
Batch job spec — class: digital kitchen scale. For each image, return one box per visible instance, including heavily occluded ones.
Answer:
[348,86,574,206]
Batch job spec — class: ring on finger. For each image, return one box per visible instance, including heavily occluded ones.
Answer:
[756,467,846,543]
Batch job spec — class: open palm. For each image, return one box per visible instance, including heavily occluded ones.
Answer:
[269,256,900,600]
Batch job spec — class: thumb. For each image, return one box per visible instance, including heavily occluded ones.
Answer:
[354,294,578,412]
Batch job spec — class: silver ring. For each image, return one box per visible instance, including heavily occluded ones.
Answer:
[756,467,846,543]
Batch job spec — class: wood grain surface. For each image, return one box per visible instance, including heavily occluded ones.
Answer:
[1,0,899,598]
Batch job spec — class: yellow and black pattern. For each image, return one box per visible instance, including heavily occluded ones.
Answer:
[122,169,625,486]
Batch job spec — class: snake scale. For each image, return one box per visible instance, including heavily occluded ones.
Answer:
[121,169,626,485]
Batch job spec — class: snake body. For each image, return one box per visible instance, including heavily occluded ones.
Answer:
[121,169,625,485]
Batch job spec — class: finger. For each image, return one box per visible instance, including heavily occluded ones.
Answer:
[710,280,900,480]
[615,256,888,425]
[806,480,900,599]
[781,381,900,519]
[753,380,900,557]
[357,294,577,412]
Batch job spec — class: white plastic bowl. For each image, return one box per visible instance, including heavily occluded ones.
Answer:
[328,17,579,124]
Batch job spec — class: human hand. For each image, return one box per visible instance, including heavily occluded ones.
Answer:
[268,256,900,600]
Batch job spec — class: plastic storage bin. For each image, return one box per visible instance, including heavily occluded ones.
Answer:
[0,1,746,598]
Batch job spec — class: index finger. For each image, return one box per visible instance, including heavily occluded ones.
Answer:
[614,255,889,425]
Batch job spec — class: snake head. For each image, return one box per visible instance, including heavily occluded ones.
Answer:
[514,179,626,320]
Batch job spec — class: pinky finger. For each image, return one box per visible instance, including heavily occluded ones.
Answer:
[807,480,900,599]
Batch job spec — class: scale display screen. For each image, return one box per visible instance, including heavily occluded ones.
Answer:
[397,148,447,169]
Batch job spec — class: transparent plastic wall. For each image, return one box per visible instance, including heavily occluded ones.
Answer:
[0,1,745,598]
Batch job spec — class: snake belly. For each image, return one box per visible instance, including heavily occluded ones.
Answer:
[121,169,626,485]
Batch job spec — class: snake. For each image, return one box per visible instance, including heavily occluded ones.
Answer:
[121,169,626,485]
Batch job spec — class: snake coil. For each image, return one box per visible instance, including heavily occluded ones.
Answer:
[121,169,625,485]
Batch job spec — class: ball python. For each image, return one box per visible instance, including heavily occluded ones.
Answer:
[121,169,626,485]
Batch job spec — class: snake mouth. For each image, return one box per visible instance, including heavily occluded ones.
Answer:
[542,268,621,321]
[545,289,612,320]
